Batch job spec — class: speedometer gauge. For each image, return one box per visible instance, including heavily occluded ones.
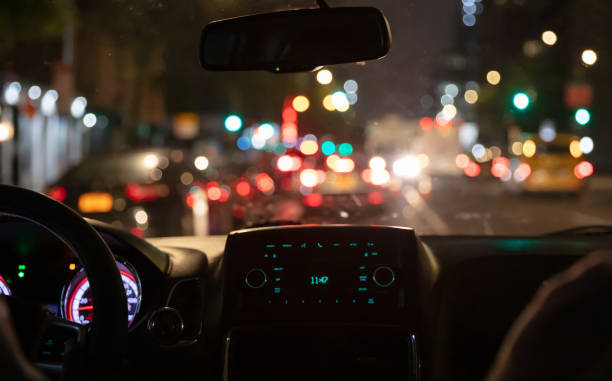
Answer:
[61,261,142,327]
[0,275,11,295]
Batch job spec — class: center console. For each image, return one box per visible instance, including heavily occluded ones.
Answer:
[221,225,424,380]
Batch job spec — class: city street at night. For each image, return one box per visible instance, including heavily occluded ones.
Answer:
[1,1,612,380]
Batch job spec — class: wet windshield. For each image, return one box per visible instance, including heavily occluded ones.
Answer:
[2,0,611,236]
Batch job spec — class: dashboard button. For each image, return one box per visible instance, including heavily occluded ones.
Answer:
[373,266,395,287]
[245,268,267,289]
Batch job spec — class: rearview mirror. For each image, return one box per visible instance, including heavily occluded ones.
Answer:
[200,7,391,73]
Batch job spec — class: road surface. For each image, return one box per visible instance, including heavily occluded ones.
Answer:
[331,175,612,235]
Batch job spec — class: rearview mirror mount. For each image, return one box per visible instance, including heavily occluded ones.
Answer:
[200,6,391,73]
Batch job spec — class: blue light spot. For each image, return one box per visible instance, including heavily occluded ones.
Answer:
[237,136,251,150]
[462,14,476,27]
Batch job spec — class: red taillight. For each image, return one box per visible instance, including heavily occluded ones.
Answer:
[574,161,594,179]
[219,187,230,202]
[255,173,275,194]
[491,157,510,178]
[185,193,195,208]
[304,193,323,207]
[464,162,481,177]
[130,227,144,238]
[206,185,222,201]
[368,191,384,205]
[125,183,169,202]
[236,180,251,197]
[48,186,67,202]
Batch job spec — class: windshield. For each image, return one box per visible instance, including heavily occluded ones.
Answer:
[2,0,611,236]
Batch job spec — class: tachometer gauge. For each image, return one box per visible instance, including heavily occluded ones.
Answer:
[0,275,11,295]
[61,261,141,327]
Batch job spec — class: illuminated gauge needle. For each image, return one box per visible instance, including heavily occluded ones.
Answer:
[77,306,94,311]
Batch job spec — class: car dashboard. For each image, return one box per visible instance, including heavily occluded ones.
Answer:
[1,220,610,381]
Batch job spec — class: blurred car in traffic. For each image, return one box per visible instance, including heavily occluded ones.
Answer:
[522,134,590,193]
[45,149,200,237]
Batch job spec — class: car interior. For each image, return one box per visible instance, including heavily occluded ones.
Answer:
[1,2,611,381]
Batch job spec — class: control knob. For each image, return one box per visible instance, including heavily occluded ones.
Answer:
[373,266,395,287]
[245,268,267,289]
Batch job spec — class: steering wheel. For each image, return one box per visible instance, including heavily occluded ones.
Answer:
[0,185,127,379]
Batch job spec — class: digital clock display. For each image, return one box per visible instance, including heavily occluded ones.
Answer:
[310,275,329,285]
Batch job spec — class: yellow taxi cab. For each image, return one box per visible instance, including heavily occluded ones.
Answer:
[522,133,586,193]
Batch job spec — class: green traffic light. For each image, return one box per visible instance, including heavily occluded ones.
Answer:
[224,115,242,132]
[321,141,335,155]
[513,92,530,110]
[338,143,353,156]
[574,108,591,125]
[17,271,24,278]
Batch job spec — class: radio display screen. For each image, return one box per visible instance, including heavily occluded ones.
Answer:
[223,226,418,323]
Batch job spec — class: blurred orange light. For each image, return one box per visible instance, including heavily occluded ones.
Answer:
[420,117,433,130]
[574,161,594,179]
[292,96,310,112]
[322,95,335,111]
[569,140,582,158]
[299,140,319,155]
[255,173,275,194]
[78,192,113,213]
[455,154,470,169]
[304,193,323,207]
[523,139,536,158]
[464,162,481,177]
[236,180,251,197]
